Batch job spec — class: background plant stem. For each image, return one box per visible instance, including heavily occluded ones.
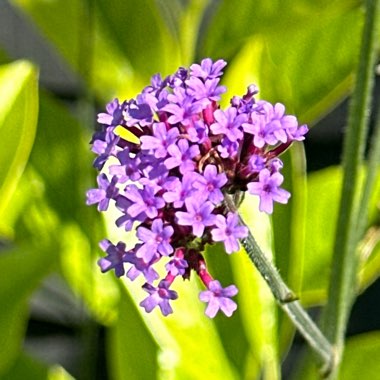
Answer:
[321,0,380,378]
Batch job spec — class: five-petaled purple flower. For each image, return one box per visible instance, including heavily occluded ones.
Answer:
[98,239,129,277]
[192,165,227,204]
[136,219,174,262]
[212,213,249,254]
[176,198,216,237]
[199,280,238,318]
[88,58,308,318]
[140,280,178,316]
[247,169,291,214]
[86,174,118,211]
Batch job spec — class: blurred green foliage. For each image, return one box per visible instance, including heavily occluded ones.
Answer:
[0,1,379,379]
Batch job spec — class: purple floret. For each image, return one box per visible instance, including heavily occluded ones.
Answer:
[176,198,216,237]
[247,169,291,213]
[165,256,188,277]
[211,213,248,254]
[140,122,179,158]
[164,139,200,174]
[124,184,165,219]
[91,128,120,170]
[97,239,130,277]
[163,87,204,126]
[211,107,247,142]
[86,174,118,211]
[97,98,125,126]
[126,253,160,283]
[199,280,238,318]
[140,280,178,316]
[109,148,141,183]
[189,58,227,80]
[185,77,226,103]
[163,174,196,208]
[192,165,227,204]
[136,219,174,262]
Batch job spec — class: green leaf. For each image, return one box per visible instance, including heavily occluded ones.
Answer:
[2,351,75,380]
[302,167,343,304]
[118,278,239,380]
[107,285,159,380]
[0,166,61,375]
[201,0,360,58]
[205,1,362,123]
[28,91,105,251]
[340,331,380,379]
[95,0,181,78]
[295,331,380,380]
[24,93,113,322]
[60,223,120,325]
[0,243,56,375]
[29,93,87,222]
[10,0,182,100]
[1,352,48,380]
[0,300,28,376]
[302,166,380,305]
[0,60,38,228]
[156,0,211,65]
[204,242,253,378]
[10,0,82,73]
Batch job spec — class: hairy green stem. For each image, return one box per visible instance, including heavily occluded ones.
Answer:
[321,0,380,378]
[357,96,380,236]
[224,194,334,375]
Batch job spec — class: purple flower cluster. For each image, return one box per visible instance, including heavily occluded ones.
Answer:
[87,58,308,318]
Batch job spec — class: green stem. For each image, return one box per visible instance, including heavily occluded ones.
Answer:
[321,0,380,378]
[357,95,380,236]
[224,194,334,375]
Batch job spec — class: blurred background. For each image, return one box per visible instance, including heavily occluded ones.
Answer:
[0,1,379,379]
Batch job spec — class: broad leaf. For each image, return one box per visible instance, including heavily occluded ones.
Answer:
[296,331,380,380]
[26,92,119,324]
[10,0,182,100]
[237,195,280,379]
[2,351,75,380]
[0,60,38,232]
[94,0,181,78]
[29,93,91,224]
[340,331,380,379]
[0,167,60,375]
[60,223,120,325]
[10,0,82,73]
[204,1,362,123]
[302,166,380,305]
[0,300,28,376]
[118,275,239,380]
[1,352,48,380]
[302,167,342,303]
[107,285,159,380]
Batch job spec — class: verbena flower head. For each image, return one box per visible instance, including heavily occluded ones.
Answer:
[87,58,308,318]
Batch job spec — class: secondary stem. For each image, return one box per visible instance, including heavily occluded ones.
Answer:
[224,194,334,375]
[321,0,380,378]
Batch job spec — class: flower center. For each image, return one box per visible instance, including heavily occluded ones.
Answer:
[195,214,203,222]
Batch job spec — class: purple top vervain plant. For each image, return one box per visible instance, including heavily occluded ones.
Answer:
[87,58,308,318]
